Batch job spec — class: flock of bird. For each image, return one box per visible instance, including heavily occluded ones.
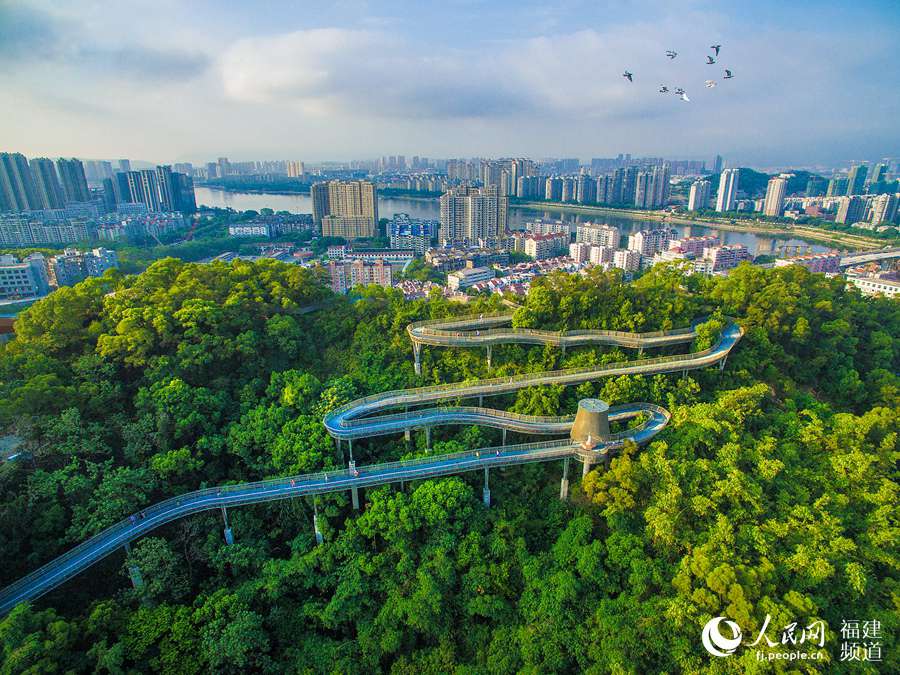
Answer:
[622,44,733,102]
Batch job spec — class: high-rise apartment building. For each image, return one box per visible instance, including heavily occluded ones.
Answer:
[869,163,888,185]
[56,158,90,203]
[439,185,508,245]
[156,166,176,211]
[544,177,563,201]
[516,176,543,199]
[612,249,641,272]
[314,180,378,239]
[127,170,161,212]
[29,158,65,210]
[651,164,670,208]
[0,152,40,212]
[311,182,330,228]
[835,196,867,224]
[287,161,304,178]
[826,177,848,197]
[715,168,740,212]
[576,223,619,247]
[634,170,652,208]
[118,159,132,173]
[763,176,788,217]
[388,214,438,253]
[805,176,826,197]
[712,155,724,174]
[627,228,674,256]
[869,194,897,225]
[688,179,711,211]
[622,167,639,204]
[174,173,196,214]
[846,164,868,196]
[589,245,614,265]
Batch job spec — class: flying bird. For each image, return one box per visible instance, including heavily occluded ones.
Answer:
[705,80,717,88]
[666,50,677,59]
[711,44,721,56]
[623,71,633,82]
[723,69,734,79]
[680,92,690,102]
[659,85,669,93]
[706,56,716,64]
[674,87,685,95]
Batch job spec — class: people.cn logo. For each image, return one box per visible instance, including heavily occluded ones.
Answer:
[702,617,743,657]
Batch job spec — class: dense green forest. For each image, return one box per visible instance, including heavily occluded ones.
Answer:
[0,259,896,673]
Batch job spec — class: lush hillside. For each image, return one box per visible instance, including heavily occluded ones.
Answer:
[0,260,896,672]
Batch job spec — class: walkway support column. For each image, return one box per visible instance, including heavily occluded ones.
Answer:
[413,342,422,376]
[719,357,727,372]
[349,461,360,510]
[404,428,411,443]
[222,506,234,545]
[582,456,593,478]
[560,457,570,500]
[313,502,323,546]
[486,345,492,369]
[124,542,144,590]
[482,467,491,507]
[502,428,507,446]
[425,427,431,452]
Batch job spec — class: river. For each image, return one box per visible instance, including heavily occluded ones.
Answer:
[194,187,830,255]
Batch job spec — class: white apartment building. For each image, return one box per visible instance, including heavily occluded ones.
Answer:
[576,223,619,247]
[613,249,641,271]
[715,169,740,212]
[627,228,674,256]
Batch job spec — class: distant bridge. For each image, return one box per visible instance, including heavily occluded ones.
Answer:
[839,247,900,267]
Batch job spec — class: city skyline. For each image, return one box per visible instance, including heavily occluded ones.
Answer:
[1,1,898,166]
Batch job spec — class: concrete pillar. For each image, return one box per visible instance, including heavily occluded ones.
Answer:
[502,428,507,446]
[348,438,354,463]
[123,543,144,589]
[719,357,727,371]
[425,427,431,452]
[313,513,323,546]
[582,457,593,478]
[638,346,644,356]
[560,457,570,500]
[349,461,360,509]
[413,342,422,376]
[222,507,234,545]
[561,344,566,358]
[570,398,611,442]
[482,467,491,507]
[486,345,492,368]
[404,428,411,443]
[478,395,483,407]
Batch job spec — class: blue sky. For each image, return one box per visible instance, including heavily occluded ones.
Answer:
[1,0,897,167]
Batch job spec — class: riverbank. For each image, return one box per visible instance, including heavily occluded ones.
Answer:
[514,201,890,251]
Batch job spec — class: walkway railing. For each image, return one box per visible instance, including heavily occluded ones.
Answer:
[325,323,742,438]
